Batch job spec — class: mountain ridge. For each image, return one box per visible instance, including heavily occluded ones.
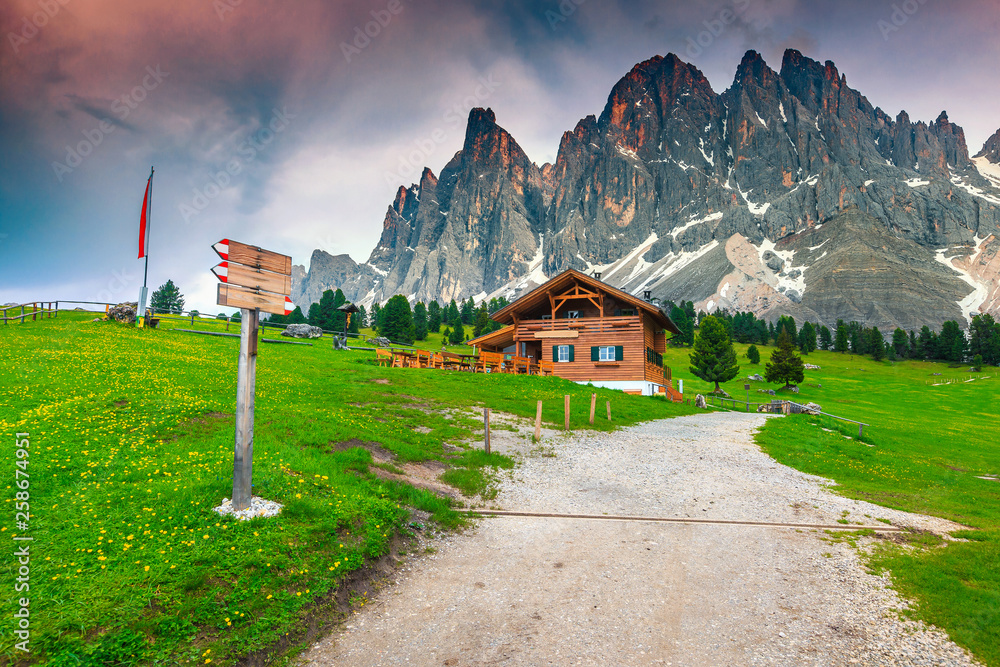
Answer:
[293,48,1000,331]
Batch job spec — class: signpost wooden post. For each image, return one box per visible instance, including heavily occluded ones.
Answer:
[212,239,293,512]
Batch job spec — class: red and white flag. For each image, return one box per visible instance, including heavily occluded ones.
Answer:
[138,173,152,259]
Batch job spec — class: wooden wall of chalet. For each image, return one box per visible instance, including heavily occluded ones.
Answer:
[543,318,647,384]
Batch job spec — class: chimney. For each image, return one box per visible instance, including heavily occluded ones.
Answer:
[594,272,602,280]
[643,290,651,301]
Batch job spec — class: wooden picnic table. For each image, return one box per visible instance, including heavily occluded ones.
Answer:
[441,350,475,370]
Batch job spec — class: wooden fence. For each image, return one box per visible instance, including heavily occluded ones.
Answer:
[2,302,59,324]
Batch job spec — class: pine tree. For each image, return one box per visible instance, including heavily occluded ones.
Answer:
[892,328,909,358]
[938,321,964,361]
[747,344,760,365]
[150,279,184,314]
[449,321,465,345]
[869,327,885,361]
[908,330,917,359]
[427,300,442,333]
[460,297,475,325]
[776,316,798,347]
[473,306,490,338]
[835,323,849,353]
[368,303,381,331]
[447,299,460,327]
[765,327,805,389]
[307,302,321,327]
[798,321,816,354]
[917,325,933,359]
[819,325,832,351]
[669,305,694,346]
[688,315,740,393]
[968,313,1000,366]
[413,302,428,341]
[380,295,415,344]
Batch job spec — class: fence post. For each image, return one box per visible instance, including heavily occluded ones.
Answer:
[859,424,863,439]
[191,312,195,326]
[534,400,542,441]
[484,408,491,454]
[54,301,58,318]
[32,303,37,321]
[606,400,611,421]
[589,393,596,425]
[21,305,25,323]
[564,395,570,431]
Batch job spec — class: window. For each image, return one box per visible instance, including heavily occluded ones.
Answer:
[554,345,574,362]
[619,309,635,317]
[558,345,570,362]
[565,310,582,319]
[591,345,624,362]
[540,314,551,320]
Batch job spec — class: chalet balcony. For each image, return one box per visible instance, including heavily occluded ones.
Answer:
[513,316,641,341]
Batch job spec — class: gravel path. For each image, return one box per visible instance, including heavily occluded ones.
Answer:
[301,413,979,666]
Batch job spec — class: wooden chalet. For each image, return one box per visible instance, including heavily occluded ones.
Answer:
[468,269,683,398]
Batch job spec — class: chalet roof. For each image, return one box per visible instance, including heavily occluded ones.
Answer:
[466,324,515,349]
[490,269,681,334]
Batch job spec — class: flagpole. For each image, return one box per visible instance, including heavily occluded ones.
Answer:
[137,166,154,327]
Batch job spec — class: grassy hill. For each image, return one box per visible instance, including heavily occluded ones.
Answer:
[0,312,695,665]
[663,341,1000,665]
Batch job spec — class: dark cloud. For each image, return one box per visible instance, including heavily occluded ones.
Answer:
[1,0,998,309]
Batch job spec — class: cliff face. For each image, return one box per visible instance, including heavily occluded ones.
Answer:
[296,49,1000,331]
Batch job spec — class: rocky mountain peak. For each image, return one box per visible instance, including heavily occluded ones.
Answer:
[734,50,776,88]
[975,127,1000,162]
[296,49,1000,332]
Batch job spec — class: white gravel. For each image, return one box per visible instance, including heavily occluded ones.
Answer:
[301,412,981,666]
[213,495,283,520]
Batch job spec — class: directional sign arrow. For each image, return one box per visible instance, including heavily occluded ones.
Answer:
[218,284,294,316]
[212,239,291,276]
[212,239,230,261]
[211,261,229,282]
[211,261,290,295]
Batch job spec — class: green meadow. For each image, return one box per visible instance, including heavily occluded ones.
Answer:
[0,312,696,666]
[664,343,1000,666]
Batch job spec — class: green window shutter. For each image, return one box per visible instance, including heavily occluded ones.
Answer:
[591,346,599,361]
[615,345,624,361]
[553,345,559,362]
[568,345,575,362]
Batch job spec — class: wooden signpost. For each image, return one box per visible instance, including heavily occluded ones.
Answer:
[212,239,293,512]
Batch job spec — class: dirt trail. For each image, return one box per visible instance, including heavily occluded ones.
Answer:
[301,413,978,666]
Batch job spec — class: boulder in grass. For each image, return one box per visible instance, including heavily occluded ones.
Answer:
[748,373,764,382]
[282,323,323,339]
[107,302,138,324]
[804,402,822,414]
[804,363,821,370]
[695,394,707,409]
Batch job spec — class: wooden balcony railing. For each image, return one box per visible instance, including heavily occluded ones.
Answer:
[514,316,640,339]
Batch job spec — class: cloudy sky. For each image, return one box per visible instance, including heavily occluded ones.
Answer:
[2,0,998,312]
